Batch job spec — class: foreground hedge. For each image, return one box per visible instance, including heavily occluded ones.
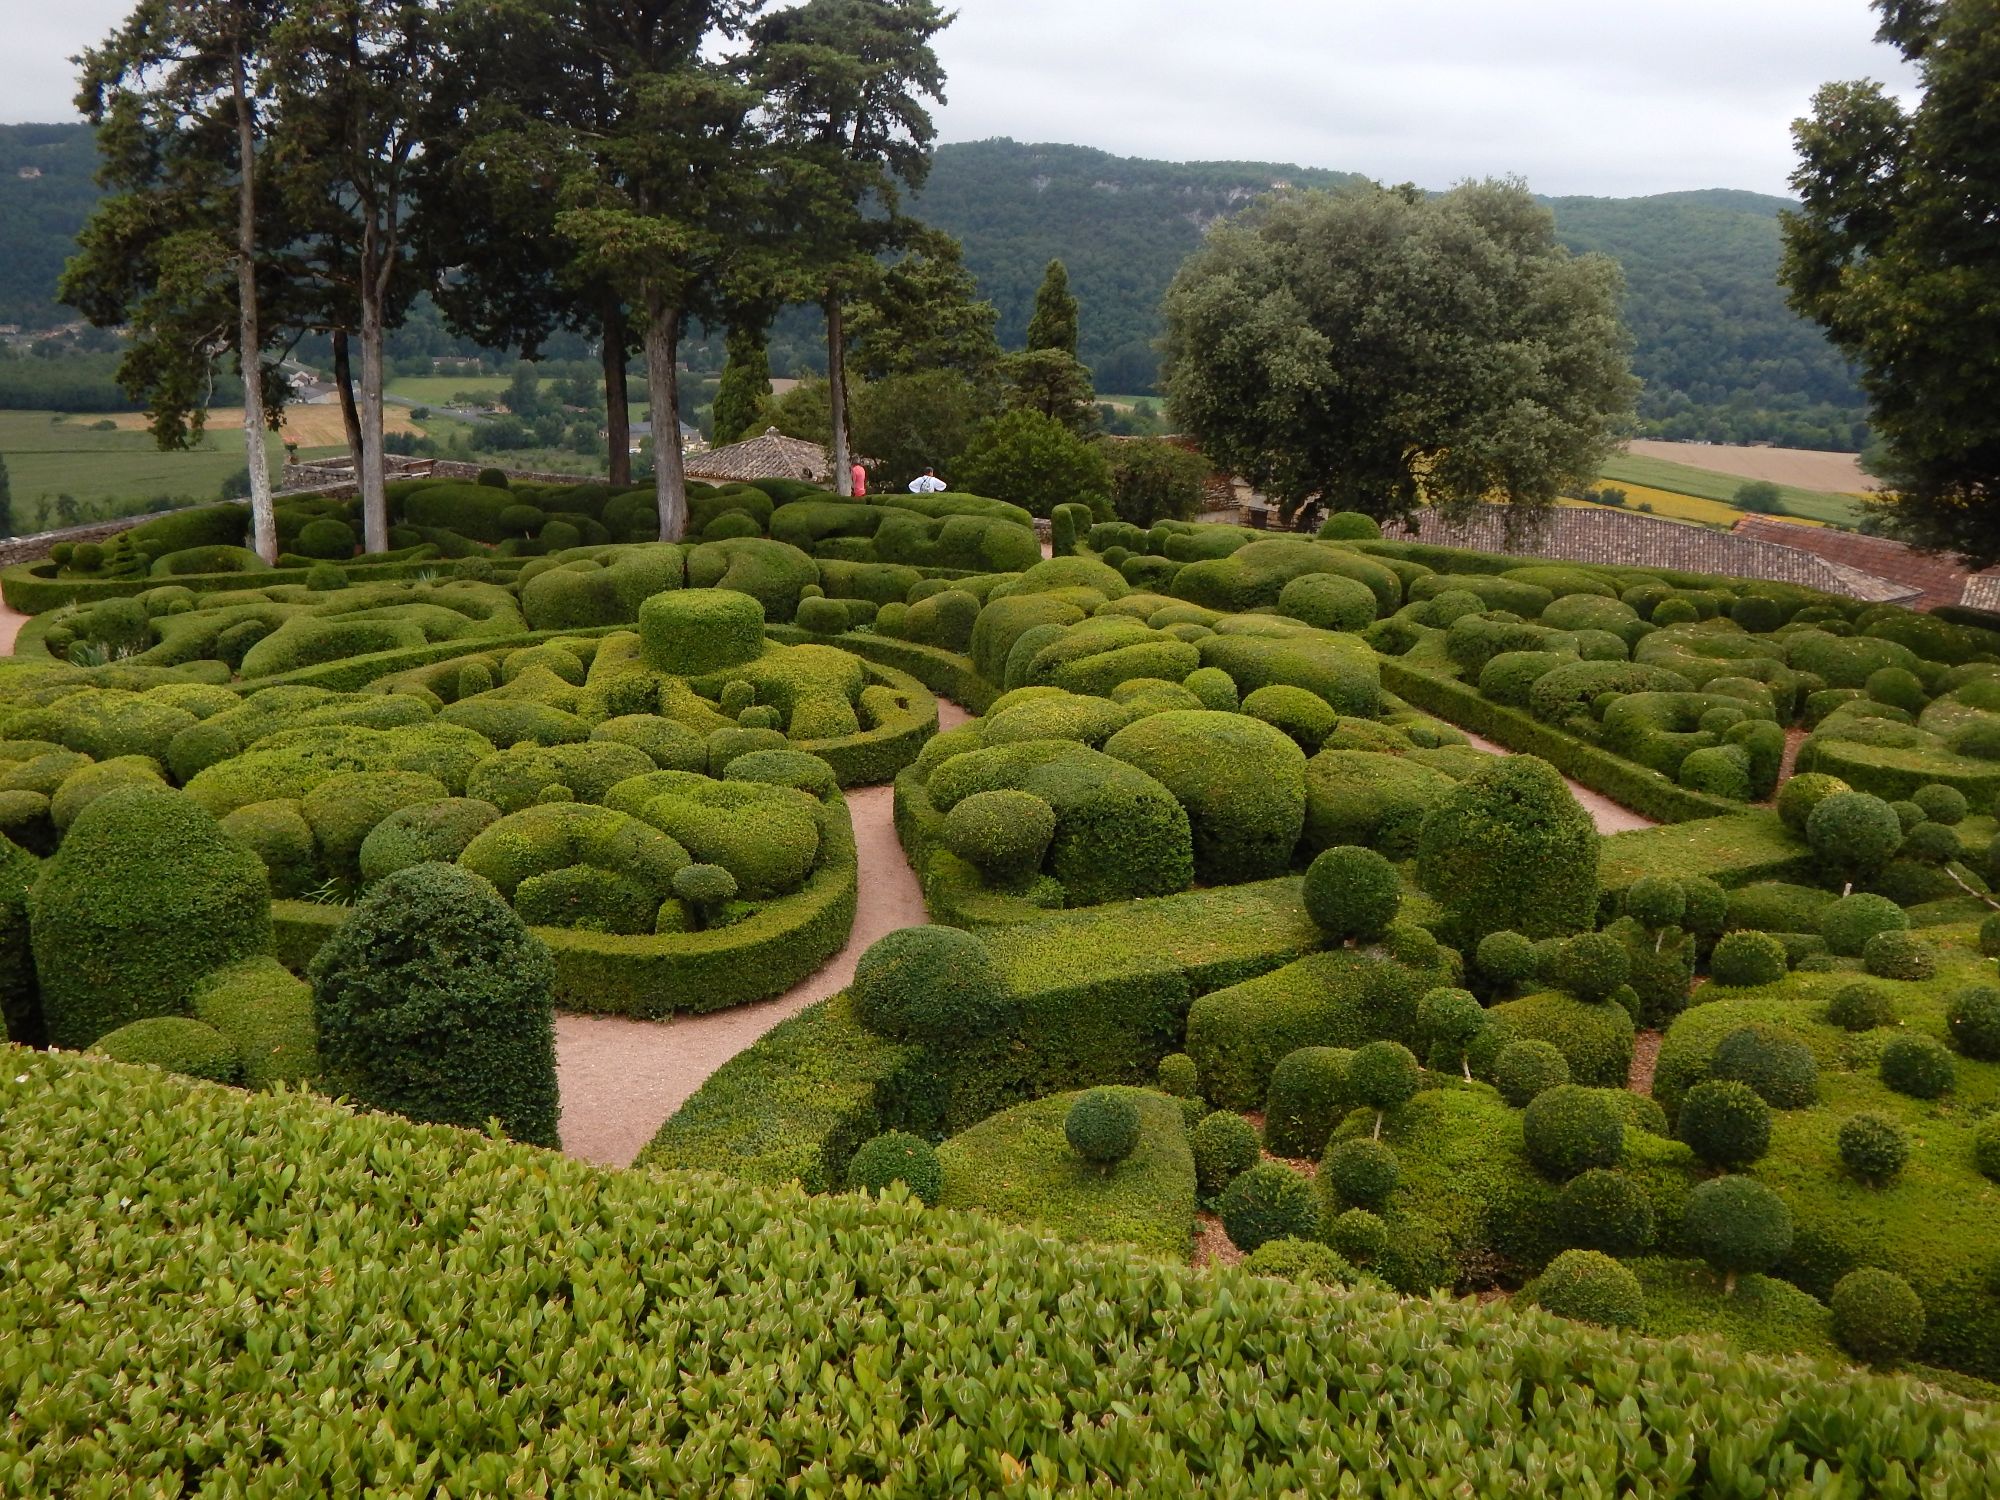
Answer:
[3,1052,1996,1493]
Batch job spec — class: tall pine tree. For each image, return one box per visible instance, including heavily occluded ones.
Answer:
[712,327,772,445]
[1026,259,1078,356]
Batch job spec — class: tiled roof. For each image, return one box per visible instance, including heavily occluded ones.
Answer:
[1729,516,2000,612]
[684,428,833,484]
[1380,506,1923,605]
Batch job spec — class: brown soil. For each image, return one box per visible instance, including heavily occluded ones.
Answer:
[1192,1212,1242,1270]
[1623,440,1872,495]
[1628,1031,1663,1097]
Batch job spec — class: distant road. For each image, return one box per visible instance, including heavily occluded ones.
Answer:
[1624,440,1872,495]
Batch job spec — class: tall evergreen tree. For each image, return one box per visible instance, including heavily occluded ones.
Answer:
[752,0,951,497]
[847,228,1002,381]
[1781,0,2000,562]
[1025,258,1078,357]
[712,327,772,445]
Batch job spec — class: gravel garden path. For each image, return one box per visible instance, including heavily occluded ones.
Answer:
[1461,731,1656,834]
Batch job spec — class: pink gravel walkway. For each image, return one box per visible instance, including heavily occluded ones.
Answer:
[0,606,27,656]
[1460,730,1655,834]
[554,701,970,1166]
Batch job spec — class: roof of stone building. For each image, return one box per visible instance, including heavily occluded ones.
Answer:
[1380,505,1923,606]
[1730,515,2000,612]
[683,428,833,484]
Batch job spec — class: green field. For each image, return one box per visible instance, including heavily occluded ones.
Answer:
[385,374,515,405]
[1600,452,1872,528]
[0,410,294,527]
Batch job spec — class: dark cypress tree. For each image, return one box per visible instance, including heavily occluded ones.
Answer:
[712,326,773,445]
[1026,259,1079,356]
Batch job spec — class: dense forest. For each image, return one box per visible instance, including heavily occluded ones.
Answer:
[1,124,1867,448]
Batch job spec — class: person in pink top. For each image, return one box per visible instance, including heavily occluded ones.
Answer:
[850,461,867,497]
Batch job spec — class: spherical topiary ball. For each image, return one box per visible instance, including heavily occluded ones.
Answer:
[1712,1023,1819,1109]
[1826,982,1895,1032]
[846,1131,943,1205]
[1709,930,1788,988]
[1317,510,1383,542]
[1242,1237,1357,1288]
[1346,1040,1421,1130]
[1624,877,1687,930]
[1866,666,1927,713]
[1903,820,1963,865]
[850,926,1010,1045]
[1880,1034,1956,1099]
[1888,799,1927,834]
[1192,1110,1260,1197]
[1818,893,1908,957]
[1157,1052,1200,1099]
[1864,929,1935,982]
[91,1015,242,1085]
[1947,985,2000,1061]
[1327,1207,1389,1265]
[1476,930,1540,989]
[1302,845,1402,945]
[1262,1046,1351,1159]
[306,562,348,592]
[1523,1085,1625,1181]
[1676,1079,1773,1169]
[1558,1168,1655,1256]
[1974,1117,2000,1182]
[1493,1038,1571,1107]
[1777,772,1852,834]
[1217,1161,1320,1253]
[1553,931,1632,1002]
[1322,1136,1399,1208]
[1911,783,1969,826]
[1066,1089,1142,1169]
[1839,1112,1910,1186]
[1831,1267,1927,1366]
[943,789,1057,887]
[1527,1249,1645,1329]
[1806,791,1904,879]
[1685,1175,1793,1291]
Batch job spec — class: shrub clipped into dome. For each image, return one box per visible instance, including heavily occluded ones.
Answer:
[1066,1089,1142,1171]
[847,1132,943,1206]
[1192,1110,1259,1199]
[1415,756,1599,951]
[1818,893,1908,957]
[1262,1046,1350,1158]
[1302,845,1401,945]
[943,789,1057,888]
[1552,932,1631,1002]
[1711,1024,1818,1108]
[1975,1117,2000,1180]
[1523,1085,1624,1180]
[1415,986,1485,1078]
[1526,1249,1644,1329]
[1675,1079,1772,1169]
[1276,571,1377,632]
[1776,772,1852,833]
[1317,510,1382,541]
[1347,1040,1420,1137]
[1685,1175,1793,1293]
[1831,1267,1926,1366]
[850,926,1010,1046]
[1623,876,1686,930]
[1912,783,1968,826]
[639,588,766,675]
[91,1015,241,1085]
[1709,931,1787,988]
[1863,930,1934,981]
[1322,1136,1398,1208]
[1242,1237,1358,1288]
[1328,1207,1389,1265]
[1493,1038,1571,1107]
[1157,1052,1200,1099]
[1557,1169,1654,1255]
[309,863,560,1147]
[1217,1162,1320,1253]
[1946,985,2000,1060]
[670,863,739,930]
[1475,930,1540,994]
[1880,1034,1955,1098]
[32,786,273,1050]
[1806,791,1903,892]
[1826,982,1895,1032]
[1839,1113,1909,1186]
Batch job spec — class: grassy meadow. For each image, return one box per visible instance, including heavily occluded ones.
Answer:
[0,410,297,525]
[1600,451,1871,528]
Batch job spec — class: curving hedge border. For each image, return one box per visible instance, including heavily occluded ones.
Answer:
[274,787,858,1019]
[0,556,531,615]
[772,627,1004,717]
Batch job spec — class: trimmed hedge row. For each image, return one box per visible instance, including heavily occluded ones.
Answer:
[1,555,516,615]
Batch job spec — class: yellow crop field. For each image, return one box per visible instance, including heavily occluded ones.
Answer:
[1560,483,1828,530]
[86,406,419,447]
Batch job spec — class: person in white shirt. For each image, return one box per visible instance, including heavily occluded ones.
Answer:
[908,468,947,493]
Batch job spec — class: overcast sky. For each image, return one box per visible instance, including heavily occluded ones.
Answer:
[5,0,1915,198]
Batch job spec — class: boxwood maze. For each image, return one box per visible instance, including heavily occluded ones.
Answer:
[8,481,2000,1474]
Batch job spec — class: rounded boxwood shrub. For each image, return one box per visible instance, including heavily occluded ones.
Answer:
[1826,982,1895,1032]
[1839,1112,1910,1186]
[1983,911,2000,958]
[309,863,560,1148]
[1327,1207,1389,1265]
[1317,510,1382,541]
[1301,845,1401,945]
[668,863,738,930]
[1180,666,1238,711]
[1241,684,1339,751]
[1523,1085,1624,1180]
[1191,1110,1260,1197]
[1527,1249,1644,1329]
[1476,930,1540,992]
[1217,1162,1320,1253]
[1624,876,1686,930]
[1708,931,1787,988]
[1322,1136,1398,1208]
[1777,772,1851,833]
[1711,1024,1818,1108]
[846,1131,942,1206]
[1415,986,1486,1077]
[1974,1116,2000,1180]
[1912,783,1968,825]
[1863,929,1935,981]
[91,1015,241,1085]
[1902,820,1962,865]
[1557,1168,1654,1255]
[1888,799,1926,834]
[295,517,357,559]
[32,786,274,1050]
[1157,1052,1200,1099]
[1865,666,1927,712]
[1806,791,1904,887]
[1552,931,1631,1002]
[1066,1089,1142,1170]
[1415,756,1600,951]
[1276,571,1376,633]
[1880,1034,1955,1098]
[850,926,1010,1046]
[476,467,510,488]
[943,789,1057,887]
[1831,1267,1927,1366]
[1946,985,2000,1060]
[1493,1038,1570,1107]
[1242,1237,1357,1288]
[639,588,765,675]
[1675,1079,1772,1169]
[306,562,348,592]
[1262,1046,1349,1158]
[1346,1040,1420,1136]
[1685,1175,1793,1293]
[1818,893,1908,957]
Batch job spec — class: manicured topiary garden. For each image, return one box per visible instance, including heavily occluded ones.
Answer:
[7,481,2000,1483]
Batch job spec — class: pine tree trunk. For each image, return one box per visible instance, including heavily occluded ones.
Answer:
[645,291,687,541]
[603,302,630,487]
[826,299,852,497]
[333,328,363,470]
[356,275,389,553]
[231,38,277,565]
